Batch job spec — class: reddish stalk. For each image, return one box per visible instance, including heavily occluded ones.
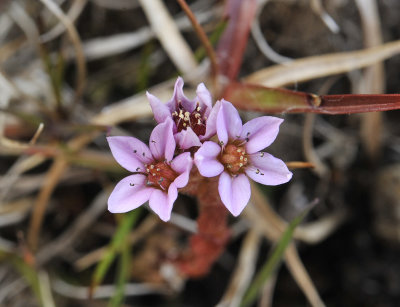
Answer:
[176,0,219,78]
[176,170,230,277]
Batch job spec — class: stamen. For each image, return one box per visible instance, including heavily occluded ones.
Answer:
[151,140,156,143]
[150,165,154,169]
[136,167,141,171]
[219,141,224,145]
[156,168,160,171]
[130,183,135,186]
[260,152,264,157]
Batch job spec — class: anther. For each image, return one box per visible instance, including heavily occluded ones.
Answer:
[136,167,141,171]
[130,183,135,186]
[260,152,264,157]
[219,141,224,145]
[133,150,137,153]
[156,168,160,171]
[150,165,154,169]
[239,163,243,167]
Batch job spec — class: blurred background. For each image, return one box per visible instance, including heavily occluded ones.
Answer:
[0,0,400,306]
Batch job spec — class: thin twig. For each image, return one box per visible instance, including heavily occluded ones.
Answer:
[217,229,261,307]
[38,0,87,105]
[176,0,218,77]
[27,158,68,251]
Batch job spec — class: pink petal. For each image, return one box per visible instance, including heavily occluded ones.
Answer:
[246,152,292,185]
[242,116,283,154]
[201,100,221,140]
[108,175,152,213]
[218,172,251,216]
[148,184,178,221]
[107,136,152,172]
[149,119,176,162]
[217,100,242,146]
[168,77,195,113]
[196,83,212,117]
[175,127,202,150]
[147,92,172,124]
[194,141,224,177]
[171,152,193,188]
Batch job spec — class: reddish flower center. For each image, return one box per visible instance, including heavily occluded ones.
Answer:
[145,161,178,190]
[171,103,206,136]
[220,144,248,175]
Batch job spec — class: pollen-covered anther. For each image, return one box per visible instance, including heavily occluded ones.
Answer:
[146,161,178,190]
[220,144,248,175]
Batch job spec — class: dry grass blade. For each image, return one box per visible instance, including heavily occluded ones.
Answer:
[355,0,385,160]
[138,0,197,75]
[245,183,328,306]
[303,114,329,177]
[38,0,87,102]
[285,244,325,307]
[217,229,261,307]
[36,190,108,265]
[81,8,218,61]
[251,0,292,64]
[40,0,88,43]
[52,278,168,299]
[310,0,339,33]
[27,158,68,251]
[245,39,400,87]
[74,215,159,270]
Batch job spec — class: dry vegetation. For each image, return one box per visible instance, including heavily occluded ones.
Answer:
[1,0,400,306]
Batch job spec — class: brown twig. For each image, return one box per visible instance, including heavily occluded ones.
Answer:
[176,0,218,78]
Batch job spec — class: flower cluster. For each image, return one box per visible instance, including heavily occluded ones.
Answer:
[107,78,292,221]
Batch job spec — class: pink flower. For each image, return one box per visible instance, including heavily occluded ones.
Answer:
[194,100,292,216]
[147,77,219,150]
[107,119,192,221]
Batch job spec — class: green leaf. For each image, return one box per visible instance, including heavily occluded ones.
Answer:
[90,209,141,296]
[0,251,44,305]
[241,204,314,307]
[108,242,131,307]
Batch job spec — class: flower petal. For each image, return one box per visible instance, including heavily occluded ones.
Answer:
[246,152,293,185]
[108,175,152,213]
[107,136,152,172]
[217,100,242,146]
[168,77,195,113]
[175,127,202,150]
[149,119,176,161]
[148,184,177,221]
[147,91,172,124]
[194,141,224,177]
[196,83,212,117]
[242,116,283,154]
[201,100,221,140]
[218,172,251,216]
[171,152,193,188]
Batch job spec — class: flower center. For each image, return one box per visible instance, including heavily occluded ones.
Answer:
[220,144,248,175]
[145,161,178,190]
[171,103,206,136]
